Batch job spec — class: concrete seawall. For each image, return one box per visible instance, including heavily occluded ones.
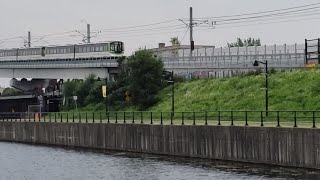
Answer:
[0,122,319,169]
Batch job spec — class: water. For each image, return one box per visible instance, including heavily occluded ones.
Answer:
[0,142,319,180]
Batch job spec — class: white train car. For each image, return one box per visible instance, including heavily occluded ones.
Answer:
[0,41,124,62]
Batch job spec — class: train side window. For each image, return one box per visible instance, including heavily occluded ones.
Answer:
[87,47,91,52]
[41,47,46,57]
[110,44,115,51]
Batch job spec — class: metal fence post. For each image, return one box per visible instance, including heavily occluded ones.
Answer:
[245,111,248,126]
[160,112,163,125]
[107,112,110,123]
[277,111,280,127]
[93,112,95,123]
[60,113,63,123]
[171,112,173,125]
[79,113,81,123]
[260,111,264,127]
[150,112,153,125]
[73,112,75,123]
[115,112,118,124]
[100,112,102,123]
[123,112,126,124]
[66,113,69,123]
[182,112,184,125]
[294,111,297,128]
[132,112,135,124]
[85,112,88,123]
[231,111,234,126]
[193,112,196,125]
[218,111,221,126]
[140,112,143,124]
[313,111,316,128]
[205,112,208,125]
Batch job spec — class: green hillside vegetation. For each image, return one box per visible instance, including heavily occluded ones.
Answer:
[149,70,320,112]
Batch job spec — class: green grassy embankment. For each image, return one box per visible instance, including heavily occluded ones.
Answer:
[149,70,320,112]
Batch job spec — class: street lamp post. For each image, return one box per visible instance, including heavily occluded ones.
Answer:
[253,60,268,117]
[105,78,108,113]
[171,71,175,116]
[164,71,175,117]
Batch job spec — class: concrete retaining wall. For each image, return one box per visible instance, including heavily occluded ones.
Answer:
[0,122,320,169]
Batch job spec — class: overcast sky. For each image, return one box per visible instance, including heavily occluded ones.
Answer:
[0,0,319,87]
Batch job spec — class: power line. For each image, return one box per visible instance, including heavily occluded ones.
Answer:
[197,15,320,31]
[194,2,320,20]
[179,27,190,44]
[217,11,320,26]
[211,6,320,23]
[97,19,179,31]
[96,24,184,33]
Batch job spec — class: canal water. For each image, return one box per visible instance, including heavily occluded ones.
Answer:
[0,142,319,180]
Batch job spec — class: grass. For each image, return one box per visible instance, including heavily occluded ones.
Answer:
[149,69,320,112]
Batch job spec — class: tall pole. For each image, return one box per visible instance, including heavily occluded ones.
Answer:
[28,31,31,47]
[265,61,268,117]
[171,71,174,116]
[105,78,108,113]
[87,24,91,43]
[190,7,194,58]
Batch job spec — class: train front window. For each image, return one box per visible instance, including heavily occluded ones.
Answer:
[110,42,123,53]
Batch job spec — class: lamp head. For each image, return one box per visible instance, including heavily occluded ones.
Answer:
[253,60,259,67]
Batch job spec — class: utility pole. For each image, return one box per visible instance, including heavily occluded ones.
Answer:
[87,24,91,43]
[190,7,194,57]
[28,31,31,47]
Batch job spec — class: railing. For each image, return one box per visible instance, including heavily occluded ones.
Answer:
[1,110,320,128]
[0,59,118,69]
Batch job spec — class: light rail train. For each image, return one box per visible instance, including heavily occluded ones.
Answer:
[0,41,124,62]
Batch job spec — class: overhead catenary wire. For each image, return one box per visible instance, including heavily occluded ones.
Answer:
[97,19,180,31]
[207,6,320,23]
[196,15,320,31]
[215,11,320,26]
[193,2,320,20]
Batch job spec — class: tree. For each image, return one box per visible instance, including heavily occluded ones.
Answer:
[227,37,261,47]
[126,49,164,110]
[170,37,180,46]
[1,88,22,96]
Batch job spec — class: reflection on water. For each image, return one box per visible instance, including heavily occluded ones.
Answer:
[0,142,319,180]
